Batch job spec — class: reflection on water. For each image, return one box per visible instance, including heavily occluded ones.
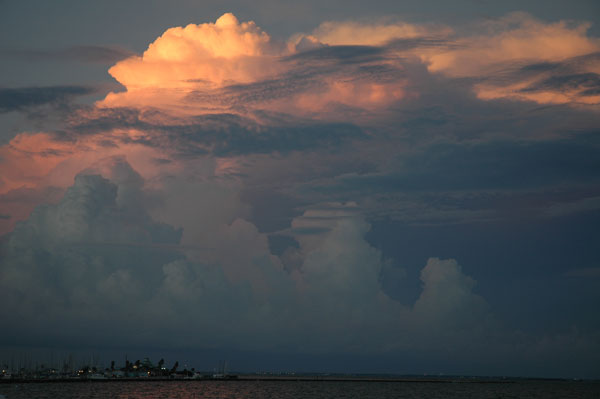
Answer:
[0,380,599,399]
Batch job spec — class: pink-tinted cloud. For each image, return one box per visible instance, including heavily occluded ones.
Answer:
[303,19,436,46]
[297,13,600,105]
[108,13,282,90]
[2,12,599,234]
[2,12,599,233]
[418,13,600,104]
[421,14,598,76]
[100,13,408,116]
[1,12,599,375]
[0,128,187,233]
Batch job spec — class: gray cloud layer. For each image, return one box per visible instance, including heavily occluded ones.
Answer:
[1,161,598,376]
[1,11,599,378]
[0,86,94,113]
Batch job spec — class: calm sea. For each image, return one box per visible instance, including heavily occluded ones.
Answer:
[1,380,599,399]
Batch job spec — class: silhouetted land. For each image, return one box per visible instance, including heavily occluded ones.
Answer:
[2,374,594,384]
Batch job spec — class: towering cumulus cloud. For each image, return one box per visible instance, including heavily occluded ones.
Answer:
[0,11,599,377]
[108,13,280,90]
[100,13,406,113]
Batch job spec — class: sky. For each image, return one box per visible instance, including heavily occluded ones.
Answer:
[1,0,600,378]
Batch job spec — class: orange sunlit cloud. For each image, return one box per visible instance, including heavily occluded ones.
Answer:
[99,13,286,113]
[308,20,432,46]
[300,13,600,106]
[417,13,600,104]
[2,12,599,236]
[2,5,600,377]
[100,13,409,116]
[421,13,599,76]
[108,13,281,90]
[474,82,600,105]
[0,129,184,234]
[0,132,75,194]
[101,12,600,113]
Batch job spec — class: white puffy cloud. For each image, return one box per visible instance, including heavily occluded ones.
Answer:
[0,171,499,354]
[414,258,490,331]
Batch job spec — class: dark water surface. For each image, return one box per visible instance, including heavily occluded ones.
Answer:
[1,380,599,399]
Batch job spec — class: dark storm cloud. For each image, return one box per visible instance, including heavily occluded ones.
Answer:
[2,45,134,64]
[294,131,600,225]
[0,168,509,361]
[330,133,600,193]
[401,135,600,190]
[160,118,365,157]
[205,120,366,156]
[69,107,367,156]
[0,85,94,113]
[0,171,184,343]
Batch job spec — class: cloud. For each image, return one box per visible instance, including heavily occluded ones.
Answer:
[0,165,598,375]
[0,85,94,113]
[99,13,407,115]
[0,130,164,195]
[2,13,599,233]
[422,13,598,76]
[543,195,600,217]
[414,258,488,325]
[293,14,600,106]
[0,175,494,354]
[0,132,78,194]
[488,52,600,104]
[1,12,600,376]
[107,13,282,91]
[306,19,446,46]
[0,186,64,236]
[67,106,368,156]
[13,172,180,246]
[293,131,600,224]
[0,128,189,232]
[0,171,183,336]
[418,13,600,104]
[289,13,600,105]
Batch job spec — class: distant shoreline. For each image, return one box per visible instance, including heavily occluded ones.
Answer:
[2,375,590,384]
